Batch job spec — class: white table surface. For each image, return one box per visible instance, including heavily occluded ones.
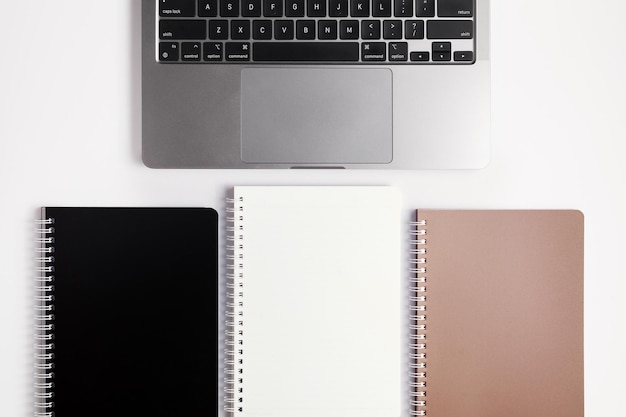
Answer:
[1,0,625,415]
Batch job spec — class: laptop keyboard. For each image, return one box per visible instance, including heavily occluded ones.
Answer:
[157,0,475,64]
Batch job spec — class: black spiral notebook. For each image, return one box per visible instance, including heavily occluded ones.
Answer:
[35,207,218,417]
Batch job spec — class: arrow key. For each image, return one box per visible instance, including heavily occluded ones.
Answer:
[432,42,451,52]
[410,51,429,61]
[453,51,473,62]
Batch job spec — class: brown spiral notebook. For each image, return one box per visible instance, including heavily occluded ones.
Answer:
[411,210,584,417]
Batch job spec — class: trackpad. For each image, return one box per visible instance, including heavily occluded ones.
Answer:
[241,68,392,164]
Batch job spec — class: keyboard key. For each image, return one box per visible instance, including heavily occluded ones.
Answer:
[182,42,202,60]
[225,42,251,61]
[231,20,251,40]
[274,20,295,39]
[383,20,402,39]
[160,20,207,40]
[351,0,370,17]
[308,0,326,17]
[454,51,473,61]
[220,0,239,16]
[416,0,434,17]
[253,20,273,39]
[203,42,224,61]
[432,51,451,61]
[373,0,392,17]
[388,42,408,61]
[264,0,283,16]
[198,0,218,16]
[286,0,306,16]
[405,20,424,39]
[361,42,386,61]
[209,20,229,39]
[296,20,316,39]
[159,42,180,61]
[410,51,429,61]
[427,20,473,39]
[318,20,338,39]
[160,0,195,17]
[242,0,262,17]
[329,0,349,17]
[339,20,359,39]
[432,41,451,52]
[394,0,413,17]
[362,20,381,39]
[437,0,473,17]
[253,42,359,61]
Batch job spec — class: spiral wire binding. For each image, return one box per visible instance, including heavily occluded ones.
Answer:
[35,215,55,417]
[409,219,427,416]
[224,196,244,415]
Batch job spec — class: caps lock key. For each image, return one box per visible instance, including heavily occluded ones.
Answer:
[160,0,196,17]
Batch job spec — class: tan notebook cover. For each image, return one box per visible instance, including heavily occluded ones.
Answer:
[415,210,584,417]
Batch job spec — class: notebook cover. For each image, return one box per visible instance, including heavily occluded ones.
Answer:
[229,186,402,417]
[417,210,584,417]
[40,207,218,417]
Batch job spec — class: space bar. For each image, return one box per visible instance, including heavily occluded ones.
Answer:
[253,42,359,62]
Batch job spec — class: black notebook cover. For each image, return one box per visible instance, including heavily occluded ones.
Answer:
[37,208,218,417]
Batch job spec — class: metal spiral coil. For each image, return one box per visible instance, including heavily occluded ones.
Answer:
[35,216,55,417]
[409,219,427,416]
[224,196,245,415]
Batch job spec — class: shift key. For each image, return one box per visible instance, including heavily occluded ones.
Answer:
[160,20,207,40]
[427,20,473,39]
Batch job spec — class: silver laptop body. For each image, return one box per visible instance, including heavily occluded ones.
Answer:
[142,0,490,169]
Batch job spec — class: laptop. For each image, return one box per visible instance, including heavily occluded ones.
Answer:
[142,0,490,169]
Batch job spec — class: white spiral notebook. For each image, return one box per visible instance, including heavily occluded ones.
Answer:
[226,186,403,417]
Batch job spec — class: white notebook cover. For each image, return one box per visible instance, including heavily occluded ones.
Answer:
[228,186,402,417]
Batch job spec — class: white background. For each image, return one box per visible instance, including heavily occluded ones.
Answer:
[1,0,625,415]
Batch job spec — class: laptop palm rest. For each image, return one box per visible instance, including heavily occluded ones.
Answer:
[240,68,392,165]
